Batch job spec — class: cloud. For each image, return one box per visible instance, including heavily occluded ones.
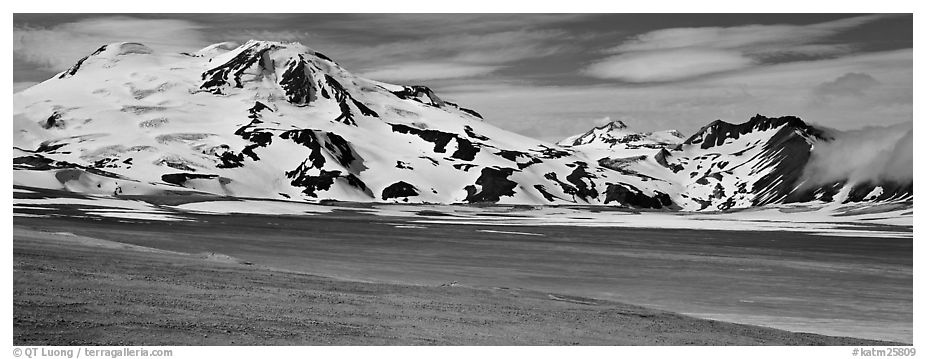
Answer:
[360,63,501,82]
[594,116,613,126]
[584,14,890,82]
[583,48,754,82]
[14,16,209,73]
[800,122,912,187]
[320,30,570,82]
[607,15,884,54]
[354,30,566,63]
[225,30,314,43]
[812,72,880,102]
[211,16,577,84]
[443,49,910,139]
[11,14,910,144]
[304,14,587,38]
[212,28,572,83]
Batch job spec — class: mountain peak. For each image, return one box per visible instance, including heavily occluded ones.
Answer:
[684,114,824,149]
[558,120,683,149]
[601,120,628,131]
[15,42,908,211]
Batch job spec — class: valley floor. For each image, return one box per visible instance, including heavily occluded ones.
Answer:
[12,225,904,346]
[12,203,911,345]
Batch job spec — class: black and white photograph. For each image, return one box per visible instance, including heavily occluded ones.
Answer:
[9,5,917,357]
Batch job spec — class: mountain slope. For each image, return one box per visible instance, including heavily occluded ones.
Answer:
[13,40,911,211]
[13,40,674,207]
[559,115,912,210]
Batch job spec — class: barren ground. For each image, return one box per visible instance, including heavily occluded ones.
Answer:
[12,210,910,345]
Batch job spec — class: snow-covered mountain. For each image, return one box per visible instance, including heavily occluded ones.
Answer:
[13,40,674,207]
[13,40,912,211]
[557,120,684,150]
[559,114,912,211]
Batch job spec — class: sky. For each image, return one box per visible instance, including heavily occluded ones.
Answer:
[12,13,913,141]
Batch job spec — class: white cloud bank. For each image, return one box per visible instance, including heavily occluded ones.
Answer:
[444,49,911,140]
[584,48,754,82]
[583,14,891,82]
[360,63,501,82]
[802,122,913,186]
[14,16,210,73]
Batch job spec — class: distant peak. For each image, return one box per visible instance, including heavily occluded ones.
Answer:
[558,119,685,148]
[684,114,823,149]
[600,120,628,131]
[193,41,241,56]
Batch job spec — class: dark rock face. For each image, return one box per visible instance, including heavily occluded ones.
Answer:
[389,124,480,161]
[565,162,599,201]
[279,55,317,106]
[516,158,542,170]
[323,132,365,171]
[458,107,483,119]
[598,156,646,171]
[278,125,370,198]
[41,112,64,129]
[684,114,827,150]
[352,99,379,118]
[280,129,326,169]
[59,45,108,79]
[655,148,683,173]
[419,156,439,166]
[313,51,334,62]
[161,173,218,186]
[35,142,68,153]
[284,165,340,197]
[464,167,518,203]
[495,150,530,162]
[544,172,578,200]
[453,163,477,172]
[463,125,489,140]
[215,149,244,169]
[344,174,371,195]
[382,181,419,200]
[541,162,599,202]
[391,85,482,119]
[533,145,572,159]
[222,102,276,166]
[390,124,452,151]
[453,137,480,161]
[599,162,662,183]
[323,74,379,126]
[283,165,370,198]
[201,43,276,94]
[604,183,674,209]
[784,182,844,203]
[845,181,913,202]
[391,85,446,106]
[249,100,272,114]
[92,157,124,169]
[747,123,822,206]
[533,184,561,202]
[785,180,913,204]
[14,155,57,171]
[15,153,125,180]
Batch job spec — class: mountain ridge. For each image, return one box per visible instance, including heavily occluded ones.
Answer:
[12,40,912,211]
